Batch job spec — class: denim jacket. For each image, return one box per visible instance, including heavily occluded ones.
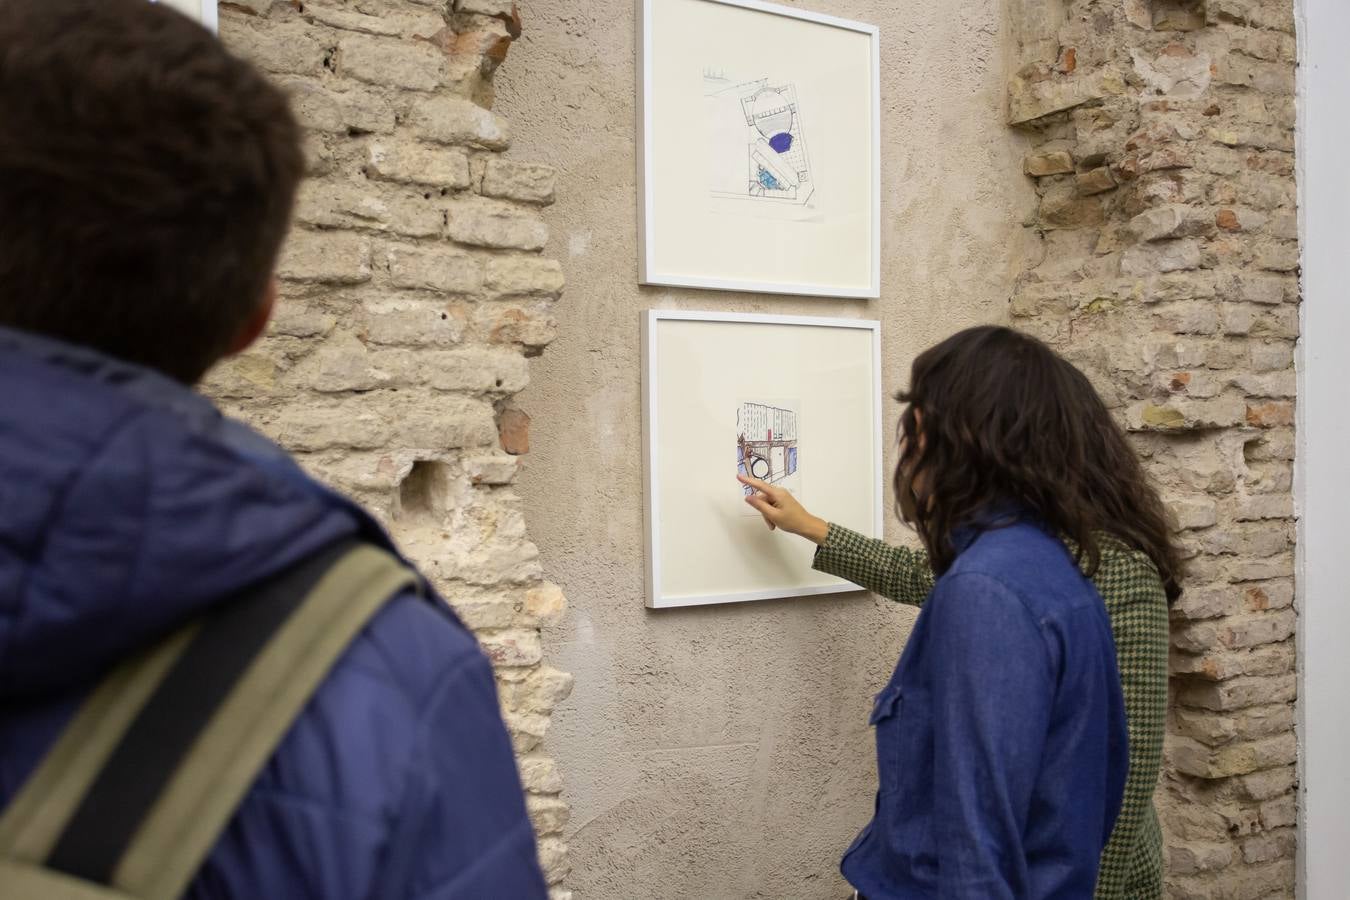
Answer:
[841,519,1128,899]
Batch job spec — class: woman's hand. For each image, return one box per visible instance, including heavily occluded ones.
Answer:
[737,474,830,545]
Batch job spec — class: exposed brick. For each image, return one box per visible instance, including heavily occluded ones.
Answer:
[1076,166,1117,195]
[1024,150,1074,176]
[482,158,558,204]
[339,34,448,91]
[412,96,511,150]
[480,628,544,667]
[519,756,566,794]
[277,231,372,284]
[1169,732,1297,778]
[446,196,548,250]
[222,19,329,76]
[1246,401,1294,427]
[485,256,566,297]
[527,794,571,835]
[385,244,483,294]
[498,407,531,455]
[367,142,472,189]
[1178,673,1296,711]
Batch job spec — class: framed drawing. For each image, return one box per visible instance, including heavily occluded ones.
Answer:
[151,0,218,30]
[642,310,884,608]
[638,0,881,299]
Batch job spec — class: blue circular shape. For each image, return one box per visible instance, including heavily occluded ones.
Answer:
[769,132,793,154]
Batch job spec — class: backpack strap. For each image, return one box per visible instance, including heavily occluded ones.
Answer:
[0,540,418,900]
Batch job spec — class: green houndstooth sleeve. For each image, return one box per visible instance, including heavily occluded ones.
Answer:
[811,523,936,606]
[1089,546,1169,900]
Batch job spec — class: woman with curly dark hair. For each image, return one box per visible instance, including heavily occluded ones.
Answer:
[741,326,1178,899]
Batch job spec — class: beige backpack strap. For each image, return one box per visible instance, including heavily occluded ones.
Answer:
[0,541,417,900]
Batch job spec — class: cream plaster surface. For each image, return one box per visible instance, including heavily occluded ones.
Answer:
[496,2,1034,895]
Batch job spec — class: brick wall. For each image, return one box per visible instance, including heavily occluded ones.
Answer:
[1005,0,1298,895]
[207,1,572,894]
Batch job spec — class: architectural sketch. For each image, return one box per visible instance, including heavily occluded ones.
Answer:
[705,71,815,206]
[737,401,800,496]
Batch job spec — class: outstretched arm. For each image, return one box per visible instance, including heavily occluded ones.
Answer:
[812,523,936,606]
[739,474,935,606]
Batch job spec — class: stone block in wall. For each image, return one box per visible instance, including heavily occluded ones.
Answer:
[1208,0,1296,35]
[465,453,521,485]
[1241,828,1297,865]
[296,181,445,238]
[1168,860,1297,900]
[386,244,483,294]
[359,297,468,348]
[1170,642,1295,682]
[537,837,570,886]
[368,142,473,189]
[523,582,567,623]
[339,34,448,92]
[1169,732,1297,779]
[1024,150,1074,176]
[267,393,498,452]
[221,19,330,76]
[446,196,549,250]
[482,158,558,204]
[1125,396,1245,431]
[527,795,571,835]
[278,76,399,136]
[478,302,559,349]
[519,756,565,794]
[1169,841,1236,876]
[485,256,566,297]
[278,230,373,284]
[457,0,517,16]
[1121,238,1202,276]
[412,95,511,150]
[1008,66,1125,126]
[1132,46,1212,99]
[1178,673,1297,712]
[1237,766,1298,802]
[481,628,545,668]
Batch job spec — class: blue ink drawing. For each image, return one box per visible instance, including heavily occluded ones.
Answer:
[757,167,783,191]
[705,71,815,206]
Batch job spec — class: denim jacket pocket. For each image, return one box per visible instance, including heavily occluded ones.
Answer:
[868,682,903,795]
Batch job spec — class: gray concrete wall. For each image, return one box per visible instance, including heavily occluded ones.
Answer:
[495,2,1034,896]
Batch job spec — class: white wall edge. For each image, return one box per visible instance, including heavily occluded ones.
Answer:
[1295,0,1350,895]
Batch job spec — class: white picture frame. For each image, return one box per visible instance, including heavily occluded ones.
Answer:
[642,310,885,608]
[638,0,881,299]
[152,0,218,31]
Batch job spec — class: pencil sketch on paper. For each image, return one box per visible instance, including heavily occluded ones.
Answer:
[704,69,815,207]
[737,401,800,509]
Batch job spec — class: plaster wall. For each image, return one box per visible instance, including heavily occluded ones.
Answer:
[495,2,1034,896]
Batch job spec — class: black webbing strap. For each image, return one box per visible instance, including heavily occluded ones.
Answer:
[44,539,358,883]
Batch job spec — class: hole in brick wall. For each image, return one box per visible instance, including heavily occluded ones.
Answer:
[1151,0,1205,31]
[399,460,449,520]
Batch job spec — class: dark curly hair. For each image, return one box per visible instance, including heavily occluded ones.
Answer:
[895,326,1183,602]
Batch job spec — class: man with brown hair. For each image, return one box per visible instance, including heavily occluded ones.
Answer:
[0,1,548,896]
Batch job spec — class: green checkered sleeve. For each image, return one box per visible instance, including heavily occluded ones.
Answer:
[1089,545,1169,900]
[811,523,935,606]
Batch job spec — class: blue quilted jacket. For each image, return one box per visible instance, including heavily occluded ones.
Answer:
[0,327,548,899]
